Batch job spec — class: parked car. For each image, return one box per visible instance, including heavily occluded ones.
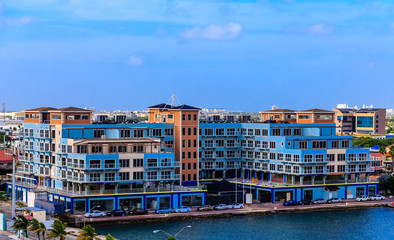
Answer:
[213,204,228,210]
[283,200,298,206]
[369,195,385,201]
[227,203,244,209]
[128,208,148,215]
[327,198,342,204]
[155,207,173,214]
[84,210,106,218]
[356,195,370,202]
[107,209,127,217]
[298,199,312,205]
[173,206,191,213]
[197,205,213,211]
[312,199,327,204]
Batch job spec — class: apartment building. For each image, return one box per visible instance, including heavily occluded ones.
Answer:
[333,108,386,135]
[9,104,379,212]
[11,106,205,214]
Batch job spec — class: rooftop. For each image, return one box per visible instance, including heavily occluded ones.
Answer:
[148,103,200,110]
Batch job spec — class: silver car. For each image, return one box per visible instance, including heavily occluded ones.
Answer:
[369,195,385,200]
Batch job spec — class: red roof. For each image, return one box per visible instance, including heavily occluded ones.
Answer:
[370,153,385,157]
[0,150,14,163]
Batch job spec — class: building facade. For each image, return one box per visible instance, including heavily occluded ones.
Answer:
[9,104,379,213]
[333,108,386,135]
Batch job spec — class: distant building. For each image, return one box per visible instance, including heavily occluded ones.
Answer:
[260,109,335,124]
[333,108,386,135]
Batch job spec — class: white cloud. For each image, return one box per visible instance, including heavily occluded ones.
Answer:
[179,22,242,41]
[6,16,33,27]
[128,55,143,66]
[304,23,333,35]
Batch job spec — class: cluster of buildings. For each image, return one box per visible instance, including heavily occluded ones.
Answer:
[6,102,389,214]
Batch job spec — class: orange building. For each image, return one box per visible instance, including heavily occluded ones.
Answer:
[148,103,200,186]
[260,108,334,124]
[24,107,92,125]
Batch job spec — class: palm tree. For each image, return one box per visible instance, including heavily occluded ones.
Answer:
[106,234,116,240]
[29,218,47,240]
[77,224,100,240]
[12,215,29,238]
[47,220,73,240]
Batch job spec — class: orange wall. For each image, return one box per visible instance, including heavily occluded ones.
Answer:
[24,112,40,123]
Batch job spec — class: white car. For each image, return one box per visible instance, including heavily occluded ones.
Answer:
[84,210,106,218]
[213,204,227,210]
[369,195,385,201]
[356,195,370,202]
[227,203,244,209]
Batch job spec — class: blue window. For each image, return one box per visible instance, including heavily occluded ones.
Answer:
[357,117,373,128]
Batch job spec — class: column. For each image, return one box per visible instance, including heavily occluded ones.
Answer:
[323,176,326,185]
[268,172,271,182]
[253,170,256,179]
[283,174,286,184]
[292,175,295,185]
[311,176,315,185]
[260,171,263,181]
[158,182,161,192]
[171,181,174,191]
[115,183,119,194]
[246,170,249,179]
[143,182,147,192]
[300,176,304,185]
[79,184,82,195]
[355,174,359,183]
[223,170,226,179]
[85,185,89,195]
[100,184,104,194]
[72,183,75,193]
[345,174,348,183]
[366,173,370,182]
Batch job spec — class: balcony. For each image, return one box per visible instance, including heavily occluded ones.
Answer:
[17,167,34,174]
[144,174,180,181]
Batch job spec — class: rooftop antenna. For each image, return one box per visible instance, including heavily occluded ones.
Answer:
[2,101,4,122]
[166,93,182,107]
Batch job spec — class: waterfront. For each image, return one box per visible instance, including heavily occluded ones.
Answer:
[97,208,394,240]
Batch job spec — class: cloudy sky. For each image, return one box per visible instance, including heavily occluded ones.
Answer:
[1,0,393,111]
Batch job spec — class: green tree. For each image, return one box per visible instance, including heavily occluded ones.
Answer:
[389,146,394,157]
[47,220,73,240]
[167,236,177,240]
[378,174,392,195]
[378,146,387,155]
[106,234,116,240]
[28,218,47,240]
[12,215,30,238]
[77,224,100,240]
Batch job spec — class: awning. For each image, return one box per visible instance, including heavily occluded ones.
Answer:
[325,185,339,191]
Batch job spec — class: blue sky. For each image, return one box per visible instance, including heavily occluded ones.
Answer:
[1,0,393,112]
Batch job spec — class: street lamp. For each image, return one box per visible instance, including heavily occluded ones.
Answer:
[5,139,19,219]
[153,225,192,239]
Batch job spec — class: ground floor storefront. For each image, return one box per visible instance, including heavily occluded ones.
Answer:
[7,184,206,214]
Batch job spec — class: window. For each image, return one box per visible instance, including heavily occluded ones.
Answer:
[262,141,268,148]
[316,154,324,162]
[204,129,213,136]
[255,129,261,136]
[283,129,292,136]
[348,165,356,172]
[194,114,197,120]
[337,165,346,172]
[331,140,339,149]
[285,165,292,173]
[241,128,246,135]
[327,165,335,173]
[227,128,235,136]
[312,141,327,149]
[272,129,281,136]
[120,159,130,168]
[119,172,130,181]
[194,128,197,136]
[293,128,302,136]
[188,128,191,136]
[216,128,225,136]
[359,164,367,172]
[147,171,158,180]
[248,129,254,136]
[316,166,324,173]
[152,129,162,136]
[327,154,335,162]
[304,166,313,174]
[262,129,268,136]
[299,141,308,149]
[304,154,313,162]
[277,164,283,172]
[132,172,143,180]
[216,151,224,158]
[341,140,350,148]
[93,130,104,139]
[216,140,224,147]
[188,114,191,121]
[269,164,276,171]
[293,166,299,173]
[193,163,197,170]
[316,115,333,120]
[133,145,144,153]
[161,171,171,179]
[269,141,276,149]
[269,153,276,160]
[133,159,143,167]
[357,116,373,128]
[277,153,283,161]
[120,129,131,138]
[182,114,186,121]
[338,154,346,161]
[52,114,61,120]
[359,153,367,161]
[348,153,356,161]
[299,115,311,119]
[134,129,144,137]
[165,128,174,136]
[285,154,292,162]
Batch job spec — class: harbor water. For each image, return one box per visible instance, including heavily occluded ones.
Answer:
[97,208,394,240]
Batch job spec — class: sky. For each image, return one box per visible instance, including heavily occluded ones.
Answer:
[0,0,394,112]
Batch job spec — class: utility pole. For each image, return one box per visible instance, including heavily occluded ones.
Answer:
[2,101,5,123]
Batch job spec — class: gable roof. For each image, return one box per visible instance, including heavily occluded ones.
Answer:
[147,103,175,109]
[172,104,200,110]
[261,109,296,113]
[24,107,58,112]
[148,103,200,110]
[299,108,334,113]
[50,107,91,112]
[0,150,13,163]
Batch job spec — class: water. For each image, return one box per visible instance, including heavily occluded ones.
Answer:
[97,208,394,240]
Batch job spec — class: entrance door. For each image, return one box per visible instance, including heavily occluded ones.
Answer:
[304,190,313,200]
[259,190,271,203]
